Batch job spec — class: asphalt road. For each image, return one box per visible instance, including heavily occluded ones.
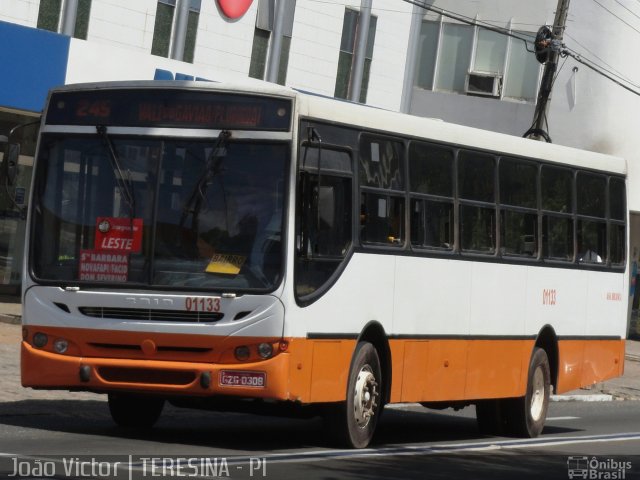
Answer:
[0,399,639,479]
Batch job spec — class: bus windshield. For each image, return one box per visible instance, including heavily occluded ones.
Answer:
[31,134,288,291]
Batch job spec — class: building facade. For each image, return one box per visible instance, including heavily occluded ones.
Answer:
[0,0,638,327]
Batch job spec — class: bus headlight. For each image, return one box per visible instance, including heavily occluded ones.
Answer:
[234,346,250,361]
[33,332,48,348]
[258,343,273,359]
[53,339,69,354]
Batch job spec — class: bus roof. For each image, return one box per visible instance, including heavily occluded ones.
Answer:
[51,80,626,176]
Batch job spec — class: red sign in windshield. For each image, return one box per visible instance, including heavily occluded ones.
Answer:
[94,217,143,254]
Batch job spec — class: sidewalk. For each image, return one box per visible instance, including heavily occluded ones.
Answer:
[1,302,639,401]
[0,301,21,325]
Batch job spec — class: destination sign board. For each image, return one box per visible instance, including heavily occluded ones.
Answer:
[46,89,292,131]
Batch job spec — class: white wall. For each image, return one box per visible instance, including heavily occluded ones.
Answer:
[288,0,411,110]
[367,0,412,110]
[193,0,257,76]
[65,37,255,84]
[287,0,344,97]
[0,0,39,27]
[88,0,157,52]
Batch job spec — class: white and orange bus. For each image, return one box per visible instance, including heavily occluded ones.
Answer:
[20,81,628,448]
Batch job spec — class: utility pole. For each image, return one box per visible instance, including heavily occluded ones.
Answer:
[526,0,571,142]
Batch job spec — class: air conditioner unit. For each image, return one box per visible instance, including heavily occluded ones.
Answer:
[465,72,502,98]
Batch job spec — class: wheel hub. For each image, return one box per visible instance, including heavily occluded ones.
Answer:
[530,366,545,421]
[353,366,379,428]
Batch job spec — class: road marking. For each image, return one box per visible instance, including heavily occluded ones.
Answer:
[2,432,640,470]
[546,416,580,421]
[216,432,640,465]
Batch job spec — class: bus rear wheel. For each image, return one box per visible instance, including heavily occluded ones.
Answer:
[324,341,383,448]
[108,393,165,428]
[505,347,551,437]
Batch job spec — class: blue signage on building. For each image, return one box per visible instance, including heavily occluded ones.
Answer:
[0,20,70,112]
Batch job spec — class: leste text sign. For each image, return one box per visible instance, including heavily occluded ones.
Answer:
[95,217,143,253]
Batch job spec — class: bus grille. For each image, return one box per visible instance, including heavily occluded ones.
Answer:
[78,307,224,323]
[97,367,197,385]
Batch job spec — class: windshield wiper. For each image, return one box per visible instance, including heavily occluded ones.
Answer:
[179,130,231,232]
[97,125,136,217]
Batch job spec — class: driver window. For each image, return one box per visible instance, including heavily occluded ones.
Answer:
[295,145,353,298]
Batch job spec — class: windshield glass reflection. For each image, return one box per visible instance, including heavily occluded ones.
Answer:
[32,135,288,291]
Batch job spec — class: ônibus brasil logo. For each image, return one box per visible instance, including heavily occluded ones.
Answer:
[217,0,254,19]
[567,456,632,479]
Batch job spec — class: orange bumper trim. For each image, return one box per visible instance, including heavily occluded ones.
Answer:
[21,341,292,400]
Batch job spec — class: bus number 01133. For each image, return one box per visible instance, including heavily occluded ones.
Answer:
[185,296,221,312]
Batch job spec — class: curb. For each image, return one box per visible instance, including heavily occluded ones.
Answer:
[550,394,613,402]
[0,314,20,325]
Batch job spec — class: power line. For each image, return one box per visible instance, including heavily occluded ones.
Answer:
[400,0,536,51]
[612,0,640,22]
[591,0,640,35]
[564,33,640,90]
[564,32,636,83]
[561,48,640,96]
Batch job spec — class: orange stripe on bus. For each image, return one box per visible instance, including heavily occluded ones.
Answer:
[21,325,625,404]
[556,339,625,393]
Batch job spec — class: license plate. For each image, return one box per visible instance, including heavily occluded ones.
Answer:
[219,370,266,388]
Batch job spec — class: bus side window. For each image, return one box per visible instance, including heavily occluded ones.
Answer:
[308,177,352,256]
[541,165,574,262]
[499,158,538,257]
[577,172,607,264]
[295,145,353,298]
[408,141,454,250]
[359,136,405,246]
[609,178,626,266]
[458,150,496,254]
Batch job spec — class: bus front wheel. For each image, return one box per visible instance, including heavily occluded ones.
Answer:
[505,347,551,437]
[324,341,383,448]
[108,393,165,428]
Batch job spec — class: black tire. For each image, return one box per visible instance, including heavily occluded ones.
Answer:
[504,347,551,437]
[108,393,165,428]
[324,342,383,448]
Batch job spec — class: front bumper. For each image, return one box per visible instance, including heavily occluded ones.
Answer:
[21,341,291,400]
